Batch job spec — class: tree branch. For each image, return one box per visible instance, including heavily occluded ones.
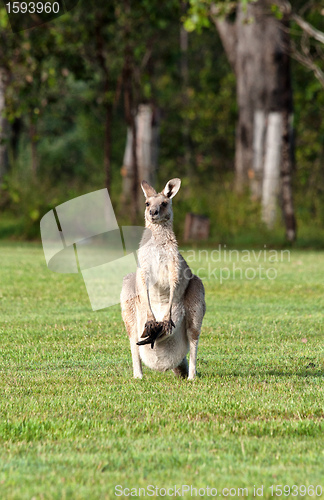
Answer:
[291,13,324,45]
[210,3,237,72]
[290,41,324,86]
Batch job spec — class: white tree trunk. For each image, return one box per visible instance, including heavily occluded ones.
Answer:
[122,127,133,197]
[262,112,283,228]
[137,104,155,182]
[251,109,266,200]
[122,103,159,200]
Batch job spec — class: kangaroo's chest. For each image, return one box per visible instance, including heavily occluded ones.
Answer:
[146,246,173,290]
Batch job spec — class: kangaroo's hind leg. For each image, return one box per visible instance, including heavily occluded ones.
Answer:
[184,275,206,380]
[121,273,143,379]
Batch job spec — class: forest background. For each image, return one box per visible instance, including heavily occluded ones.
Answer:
[0,0,323,247]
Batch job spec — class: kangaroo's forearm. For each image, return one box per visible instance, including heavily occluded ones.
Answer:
[138,269,156,320]
[166,263,178,316]
[146,286,156,320]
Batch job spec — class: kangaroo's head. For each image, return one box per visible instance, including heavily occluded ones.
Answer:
[141,178,181,225]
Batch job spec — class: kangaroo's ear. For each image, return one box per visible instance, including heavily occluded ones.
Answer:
[162,178,181,199]
[141,180,157,198]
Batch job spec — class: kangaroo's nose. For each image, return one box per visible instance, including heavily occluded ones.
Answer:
[150,209,158,216]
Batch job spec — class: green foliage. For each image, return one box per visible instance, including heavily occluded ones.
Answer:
[184,1,211,33]
[167,173,324,248]
[0,0,324,245]
[184,0,260,32]
[270,3,283,20]
[0,244,323,497]
[0,176,62,239]
[291,23,324,228]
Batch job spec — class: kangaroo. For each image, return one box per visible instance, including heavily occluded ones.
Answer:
[120,178,206,379]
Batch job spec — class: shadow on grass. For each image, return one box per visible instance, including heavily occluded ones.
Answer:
[199,369,324,378]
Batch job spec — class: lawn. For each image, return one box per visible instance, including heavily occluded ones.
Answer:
[0,242,323,499]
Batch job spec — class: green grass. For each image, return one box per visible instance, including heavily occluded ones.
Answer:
[0,243,323,499]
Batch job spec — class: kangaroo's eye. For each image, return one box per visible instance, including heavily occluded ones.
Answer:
[162,202,168,207]
[145,202,150,207]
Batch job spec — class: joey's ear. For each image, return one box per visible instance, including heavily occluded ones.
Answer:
[141,181,157,198]
[162,178,181,199]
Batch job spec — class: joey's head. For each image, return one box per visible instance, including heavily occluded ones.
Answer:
[141,178,181,226]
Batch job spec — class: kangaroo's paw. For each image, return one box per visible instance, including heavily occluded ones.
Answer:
[161,319,175,336]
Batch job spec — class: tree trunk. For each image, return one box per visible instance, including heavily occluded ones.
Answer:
[123,45,138,222]
[121,0,139,222]
[0,68,9,183]
[260,4,296,237]
[136,104,159,185]
[122,103,159,203]
[234,2,262,192]
[122,127,133,197]
[104,78,112,192]
[130,114,138,221]
[251,109,266,199]
[95,14,112,193]
[279,16,296,242]
[180,1,191,168]
[262,112,282,226]
[29,118,38,178]
[281,110,296,241]
[214,2,268,192]
[212,0,296,239]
